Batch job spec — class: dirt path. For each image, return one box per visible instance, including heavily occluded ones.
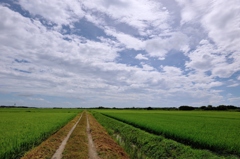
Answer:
[87,113,129,159]
[22,111,129,159]
[21,113,83,159]
[51,113,83,159]
[87,114,99,159]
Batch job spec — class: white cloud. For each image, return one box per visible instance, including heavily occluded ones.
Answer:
[1,1,239,107]
[177,0,240,79]
[82,0,170,33]
[0,5,120,97]
[211,64,238,78]
[105,28,144,50]
[162,66,182,76]
[141,63,155,71]
[186,40,220,71]
[145,32,188,59]
[135,54,148,60]
[201,0,240,52]
[227,83,239,87]
[176,0,211,25]
[18,0,85,26]
[229,97,240,102]
[208,81,223,88]
[186,39,240,78]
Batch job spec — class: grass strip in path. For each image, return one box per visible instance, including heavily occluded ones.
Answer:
[62,111,88,159]
[88,112,129,159]
[52,113,83,159]
[21,113,82,159]
[87,114,99,159]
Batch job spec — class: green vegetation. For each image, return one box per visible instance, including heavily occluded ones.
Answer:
[91,111,233,159]
[0,108,81,159]
[97,110,240,157]
[63,112,88,159]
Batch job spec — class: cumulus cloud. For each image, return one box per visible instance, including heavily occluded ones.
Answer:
[82,0,170,33]
[1,0,240,107]
[176,0,211,25]
[18,0,85,26]
[178,0,240,80]
[141,63,155,71]
[227,83,239,87]
[145,32,189,59]
[162,66,182,76]
[186,39,240,79]
[105,28,144,50]
[201,0,240,52]
[0,5,119,97]
[135,54,148,60]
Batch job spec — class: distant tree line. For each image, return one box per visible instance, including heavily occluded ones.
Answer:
[179,105,239,111]
[93,105,239,111]
[1,105,239,111]
[0,105,33,108]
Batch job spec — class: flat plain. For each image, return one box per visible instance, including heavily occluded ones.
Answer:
[98,109,240,156]
[0,108,80,159]
[1,108,239,158]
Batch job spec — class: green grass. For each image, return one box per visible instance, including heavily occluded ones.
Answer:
[91,111,236,159]
[0,108,82,159]
[97,110,240,156]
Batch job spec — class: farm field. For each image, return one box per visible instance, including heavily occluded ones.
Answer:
[0,108,81,159]
[1,108,129,159]
[96,109,240,157]
[22,110,128,159]
[1,108,239,159]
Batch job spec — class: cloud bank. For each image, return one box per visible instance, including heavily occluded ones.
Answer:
[0,0,239,107]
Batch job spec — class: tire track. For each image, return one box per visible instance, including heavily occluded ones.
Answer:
[51,113,83,159]
[87,114,99,159]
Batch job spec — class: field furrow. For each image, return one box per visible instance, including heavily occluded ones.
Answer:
[87,112,129,159]
[3,108,239,159]
[92,110,239,159]
[98,110,240,157]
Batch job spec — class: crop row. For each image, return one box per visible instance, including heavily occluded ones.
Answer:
[0,108,81,159]
[98,110,240,157]
[91,111,230,159]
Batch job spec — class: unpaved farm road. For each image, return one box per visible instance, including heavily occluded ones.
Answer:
[21,111,129,159]
[51,112,98,159]
[87,114,99,159]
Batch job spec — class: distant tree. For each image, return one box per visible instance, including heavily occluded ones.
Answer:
[205,105,214,110]
[208,105,212,107]
[217,105,227,110]
[146,107,153,110]
[179,106,195,110]
[227,105,238,109]
[200,106,206,110]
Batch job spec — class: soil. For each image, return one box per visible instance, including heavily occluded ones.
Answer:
[21,111,129,159]
[51,113,83,159]
[87,114,100,159]
[21,113,82,159]
[87,113,130,159]
[62,111,88,159]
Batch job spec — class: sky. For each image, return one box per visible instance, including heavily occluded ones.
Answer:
[0,0,240,108]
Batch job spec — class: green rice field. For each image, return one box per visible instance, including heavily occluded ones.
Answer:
[98,110,240,156]
[0,108,81,159]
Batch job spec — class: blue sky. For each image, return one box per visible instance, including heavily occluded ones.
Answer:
[0,0,240,108]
